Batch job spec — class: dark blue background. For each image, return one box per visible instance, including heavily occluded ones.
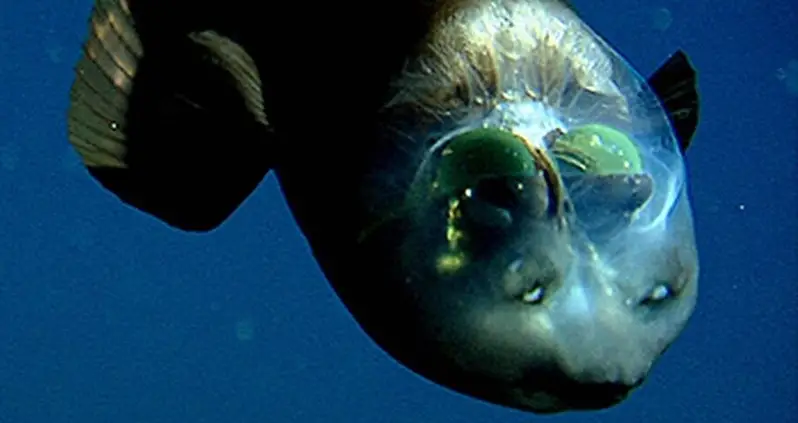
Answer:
[1,1,796,422]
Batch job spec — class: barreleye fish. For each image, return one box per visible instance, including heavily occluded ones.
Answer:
[67,0,700,414]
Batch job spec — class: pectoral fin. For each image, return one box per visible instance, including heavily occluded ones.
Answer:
[68,0,273,232]
[647,50,700,152]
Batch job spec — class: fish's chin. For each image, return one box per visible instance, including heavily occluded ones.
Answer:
[506,384,632,414]
[423,366,637,414]
[510,390,572,414]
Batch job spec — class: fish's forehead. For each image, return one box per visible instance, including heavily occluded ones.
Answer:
[385,0,623,121]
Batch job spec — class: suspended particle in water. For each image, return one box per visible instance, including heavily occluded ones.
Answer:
[46,45,63,64]
[775,59,798,96]
[43,28,64,64]
[235,317,256,342]
[0,143,20,171]
[651,7,673,32]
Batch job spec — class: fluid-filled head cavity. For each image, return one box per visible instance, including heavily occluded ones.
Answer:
[354,0,698,413]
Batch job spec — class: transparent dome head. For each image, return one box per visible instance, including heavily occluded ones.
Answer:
[354,1,699,413]
[406,35,688,250]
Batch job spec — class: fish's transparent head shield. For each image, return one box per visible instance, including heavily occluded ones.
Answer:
[382,83,698,412]
[354,2,698,414]
[412,103,685,253]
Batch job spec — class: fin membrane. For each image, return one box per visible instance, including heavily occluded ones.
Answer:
[647,50,700,152]
[68,0,272,232]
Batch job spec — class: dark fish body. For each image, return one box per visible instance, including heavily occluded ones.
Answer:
[68,0,700,413]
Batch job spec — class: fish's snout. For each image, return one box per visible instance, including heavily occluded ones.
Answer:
[508,276,657,412]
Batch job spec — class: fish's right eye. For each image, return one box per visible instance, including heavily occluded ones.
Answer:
[432,127,538,199]
[471,176,526,212]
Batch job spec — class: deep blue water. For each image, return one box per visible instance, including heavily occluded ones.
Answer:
[0,1,796,422]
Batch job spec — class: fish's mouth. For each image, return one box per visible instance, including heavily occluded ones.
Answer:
[505,368,643,413]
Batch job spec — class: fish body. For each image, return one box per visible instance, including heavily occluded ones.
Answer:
[67,0,700,413]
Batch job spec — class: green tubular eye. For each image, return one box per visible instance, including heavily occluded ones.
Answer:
[430,128,538,275]
[434,128,537,196]
[551,124,643,175]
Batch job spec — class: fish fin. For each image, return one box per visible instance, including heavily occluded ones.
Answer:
[647,50,700,152]
[68,0,272,232]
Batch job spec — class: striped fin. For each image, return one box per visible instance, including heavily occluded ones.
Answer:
[68,0,274,231]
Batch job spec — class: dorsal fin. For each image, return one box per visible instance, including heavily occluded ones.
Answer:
[68,0,273,232]
[647,50,700,152]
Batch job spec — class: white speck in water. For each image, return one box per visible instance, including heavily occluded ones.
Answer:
[0,143,20,171]
[235,318,256,342]
[651,7,673,32]
[775,59,798,96]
